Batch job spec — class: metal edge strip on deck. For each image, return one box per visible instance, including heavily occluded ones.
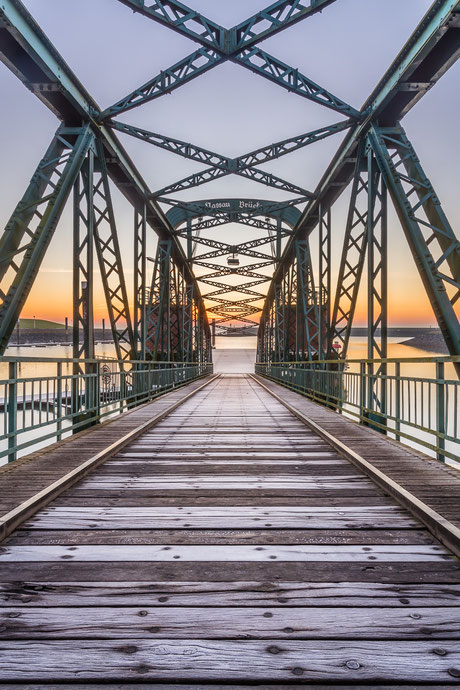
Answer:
[0,374,220,544]
[250,374,460,559]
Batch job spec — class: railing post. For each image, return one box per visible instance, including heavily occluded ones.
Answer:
[337,361,344,413]
[359,362,366,425]
[56,361,62,441]
[395,361,401,442]
[94,361,101,424]
[83,361,99,428]
[436,360,446,462]
[119,365,126,414]
[7,361,17,463]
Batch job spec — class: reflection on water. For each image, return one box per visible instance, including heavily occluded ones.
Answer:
[214,335,258,350]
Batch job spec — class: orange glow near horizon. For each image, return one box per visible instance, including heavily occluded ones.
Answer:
[20,282,443,328]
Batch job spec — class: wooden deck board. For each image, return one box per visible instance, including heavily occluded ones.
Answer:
[0,374,460,685]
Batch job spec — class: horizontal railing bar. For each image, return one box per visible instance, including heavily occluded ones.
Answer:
[263,355,460,365]
[0,356,207,365]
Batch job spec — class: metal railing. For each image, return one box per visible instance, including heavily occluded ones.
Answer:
[0,356,213,463]
[255,356,460,465]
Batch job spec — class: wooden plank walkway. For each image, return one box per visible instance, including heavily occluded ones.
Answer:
[0,375,215,523]
[253,374,460,535]
[0,374,460,685]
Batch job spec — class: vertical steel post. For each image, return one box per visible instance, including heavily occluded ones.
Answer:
[276,215,282,260]
[329,141,369,358]
[296,239,319,361]
[72,149,96,430]
[187,217,193,263]
[7,360,17,463]
[319,205,331,358]
[395,361,401,442]
[56,361,62,441]
[134,204,147,360]
[436,360,446,462]
[146,240,172,361]
[359,361,366,423]
[366,141,388,432]
[274,280,285,362]
[73,150,95,362]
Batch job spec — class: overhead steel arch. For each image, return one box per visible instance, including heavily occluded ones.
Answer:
[166,199,302,230]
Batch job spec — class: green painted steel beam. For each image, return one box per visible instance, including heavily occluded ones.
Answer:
[230,0,339,51]
[0,0,210,347]
[263,0,460,318]
[116,0,226,50]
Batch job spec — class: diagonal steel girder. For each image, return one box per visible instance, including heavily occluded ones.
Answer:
[189,233,288,253]
[101,46,359,120]
[117,0,337,52]
[110,119,350,197]
[153,163,311,198]
[204,286,266,299]
[196,248,277,262]
[174,215,291,235]
[260,0,460,360]
[103,1,359,120]
[0,0,211,346]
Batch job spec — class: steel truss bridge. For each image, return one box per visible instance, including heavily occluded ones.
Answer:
[2,3,460,684]
[0,0,458,458]
[0,0,458,369]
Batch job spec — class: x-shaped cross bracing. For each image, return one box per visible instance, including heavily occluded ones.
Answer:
[110,119,352,197]
[101,1,360,328]
[103,1,359,121]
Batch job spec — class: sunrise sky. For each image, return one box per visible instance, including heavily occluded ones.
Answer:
[1,0,459,327]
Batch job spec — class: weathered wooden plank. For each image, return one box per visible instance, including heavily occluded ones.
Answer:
[61,488,390,500]
[37,494,395,507]
[0,544,450,563]
[2,580,458,607]
[6,528,433,546]
[22,505,418,530]
[74,477,374,490]
[90,465,362,476]
[2,561,458,583]
[2,606,460,640]
[0,685,451,690]
[111,458,343,465]
[0,640,459,681]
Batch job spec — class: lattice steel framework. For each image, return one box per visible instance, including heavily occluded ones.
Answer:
[0,0,459,375]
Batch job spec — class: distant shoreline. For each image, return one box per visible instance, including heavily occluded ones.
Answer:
[8,329,114,347]
[6,326,448,355]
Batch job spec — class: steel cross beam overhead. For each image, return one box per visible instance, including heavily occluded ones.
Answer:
[109,119,350,197]
[117,0,337,51]
[103,0,359,120]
